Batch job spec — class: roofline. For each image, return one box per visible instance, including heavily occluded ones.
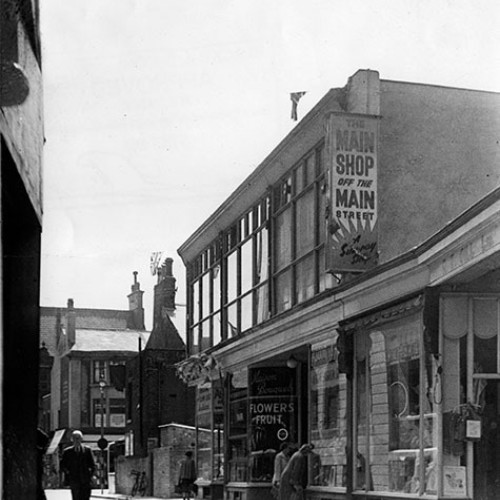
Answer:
[40,306,131,315]
[178,75,499,263]
[177,87,341,262]
[380,78,500,95]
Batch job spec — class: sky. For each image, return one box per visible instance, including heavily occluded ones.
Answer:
[39,0,500,331]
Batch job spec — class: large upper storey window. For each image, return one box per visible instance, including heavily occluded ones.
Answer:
[187,141,338,353]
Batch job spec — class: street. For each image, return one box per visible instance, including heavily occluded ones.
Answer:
[45,489,115,500]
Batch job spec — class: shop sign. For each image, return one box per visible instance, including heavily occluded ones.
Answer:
[325,112,380,272]
[249,367,298,451]
[249,396,297,451]
[249,367,296,397]
[197,387,212,413]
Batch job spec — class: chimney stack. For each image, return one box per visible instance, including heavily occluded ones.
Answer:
[128,271,145,330]
[153,257,177,329]
[67,298,76,347]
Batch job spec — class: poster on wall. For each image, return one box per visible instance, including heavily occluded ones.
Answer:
[325,112,380,272]
[443,466,466,496]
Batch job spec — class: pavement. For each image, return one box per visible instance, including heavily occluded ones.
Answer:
[91,489,183,500]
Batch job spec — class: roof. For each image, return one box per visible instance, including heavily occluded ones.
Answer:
[71,328,150,353]
[40,306,137,355]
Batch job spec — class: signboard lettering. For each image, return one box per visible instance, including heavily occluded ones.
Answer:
[325,112,380,272]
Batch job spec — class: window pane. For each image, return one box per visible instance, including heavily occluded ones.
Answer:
[228,303,238,337]
[275,209,292,272]
[241,293,252,332]
[296,256,315,304]
[213,312,221,346]
[192,280,200,324]
[296,164,304,193]
[255,228,268,285]
[241,239,253,295]
[310,341,347,487]
[256,284,270,324]
[201,320,210,350]
[473,298,498,373]
[296,190,315,258]
[227,251,238,303]
[212,265,221,312]
[275,270,292,314]
[202,272,210,318]
[318,247,336,292]
[304,153,315,186]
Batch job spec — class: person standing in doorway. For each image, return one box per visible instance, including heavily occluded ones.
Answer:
[278,443,314,500]
[178,450,197,500]
[61,430,96,500]
[272,442,292,490]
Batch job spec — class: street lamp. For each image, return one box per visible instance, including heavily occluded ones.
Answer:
[98,379,107,494]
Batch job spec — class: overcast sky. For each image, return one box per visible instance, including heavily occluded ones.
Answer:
[39,0,500,331]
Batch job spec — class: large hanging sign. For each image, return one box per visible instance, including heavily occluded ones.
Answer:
[325,112,380,272]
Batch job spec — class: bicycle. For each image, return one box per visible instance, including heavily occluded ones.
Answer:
[130,469,147,497]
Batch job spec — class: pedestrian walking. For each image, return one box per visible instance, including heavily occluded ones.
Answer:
[178,451,197,500]
[60,430,96,500]
[278,443,314,500]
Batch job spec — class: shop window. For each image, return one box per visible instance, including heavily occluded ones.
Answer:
[248,366,298,482]
[310,342,347,488]
[441,294,500,499]
[354,313,439,495]
[197,386,213,482]
[228,369,249,483]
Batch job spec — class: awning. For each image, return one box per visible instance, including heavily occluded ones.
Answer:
[46,429,65,455]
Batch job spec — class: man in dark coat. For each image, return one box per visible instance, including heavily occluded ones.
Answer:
[61,430,96,500]
[278,443,314,500]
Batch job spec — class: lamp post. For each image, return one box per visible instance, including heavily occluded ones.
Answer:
[98,379,107,494]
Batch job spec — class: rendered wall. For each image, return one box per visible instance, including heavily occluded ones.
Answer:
[378,80,500,262]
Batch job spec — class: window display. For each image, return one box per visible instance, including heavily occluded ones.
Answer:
[309,341,347,488]
[354,311,439,495]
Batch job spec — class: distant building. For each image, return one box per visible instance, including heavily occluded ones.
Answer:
[177,70,500,500]
[1,0,44,496]
[126,258,195,457]
[41,272,149,481]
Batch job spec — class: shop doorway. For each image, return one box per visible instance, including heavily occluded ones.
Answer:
[473,379,500,500]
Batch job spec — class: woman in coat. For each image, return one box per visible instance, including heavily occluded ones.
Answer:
[278,444,314,500]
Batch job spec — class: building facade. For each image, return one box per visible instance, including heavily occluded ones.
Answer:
[177,70,500,500]
[1,0,44,496]
[125,258,195,458]
[42,274,149,486]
